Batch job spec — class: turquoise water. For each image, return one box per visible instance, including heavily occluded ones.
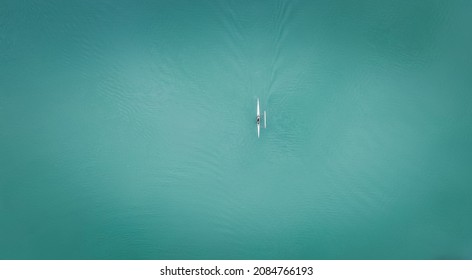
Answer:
[1,0,472,259]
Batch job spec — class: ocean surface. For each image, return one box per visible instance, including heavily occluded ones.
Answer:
[1,0,472,259]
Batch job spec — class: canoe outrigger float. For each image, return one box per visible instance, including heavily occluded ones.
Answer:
[256,98,266,138]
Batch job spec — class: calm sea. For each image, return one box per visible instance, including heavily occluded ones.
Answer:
[1,0,471,259]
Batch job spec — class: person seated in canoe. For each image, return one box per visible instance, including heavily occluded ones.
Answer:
[256,115,260,124]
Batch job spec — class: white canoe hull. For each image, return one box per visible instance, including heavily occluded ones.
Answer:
[257,98,260,138]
